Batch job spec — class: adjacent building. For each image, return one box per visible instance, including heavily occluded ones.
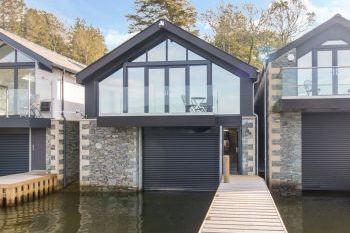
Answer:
[0,28,85,185]
[76,19,258,191]
[256,14,350,194]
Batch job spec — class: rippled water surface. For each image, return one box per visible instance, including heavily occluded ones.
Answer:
[275,192,350,233]
[0,188,214,233]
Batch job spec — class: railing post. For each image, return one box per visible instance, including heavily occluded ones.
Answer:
[6,89,9,118]
[223,155,230,183]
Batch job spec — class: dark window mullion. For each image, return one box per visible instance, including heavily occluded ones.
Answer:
[123,65,128,113]
[333,49,338,95]
[185,65,190,112]
[145,67,149,113]
[165,67,169,113]
[312,49,318,95]
[207,63,213,112]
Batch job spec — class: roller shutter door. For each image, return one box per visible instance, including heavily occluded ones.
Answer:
[143,127,220,191]
[302,113,350,190]
[0,129,29,176]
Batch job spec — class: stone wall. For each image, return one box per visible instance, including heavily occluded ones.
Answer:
[80,119,140,192]
[48,119,80,187]
[65,121,80,185]
[267,48,303,195]
[241,116,256,175]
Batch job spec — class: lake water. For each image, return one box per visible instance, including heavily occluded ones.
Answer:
[0,188,214,233]
[275,192,350,233]
[2,187,350,233]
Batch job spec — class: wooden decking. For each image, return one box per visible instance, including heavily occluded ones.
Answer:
[0,172,57,207]
[199,176,287,233]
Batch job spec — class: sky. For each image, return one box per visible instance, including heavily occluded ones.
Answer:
[25,0,350,51]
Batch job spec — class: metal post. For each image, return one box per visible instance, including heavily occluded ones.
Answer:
[6,89,9,118]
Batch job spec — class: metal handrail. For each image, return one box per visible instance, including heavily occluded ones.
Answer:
[281,66,350,70]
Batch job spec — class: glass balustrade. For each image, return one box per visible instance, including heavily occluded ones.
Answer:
[281,66,350,97]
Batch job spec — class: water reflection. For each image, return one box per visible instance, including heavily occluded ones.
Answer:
[0,189,213,233]
[275,192,350,233]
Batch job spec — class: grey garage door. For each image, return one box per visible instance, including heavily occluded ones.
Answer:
[302,113,350,191]
[143,127,220,191]
[0,129,29,176]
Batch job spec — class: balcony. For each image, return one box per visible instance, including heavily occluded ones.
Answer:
[281,66,350,97]
[0,88,52,118]
[280,66,350,112]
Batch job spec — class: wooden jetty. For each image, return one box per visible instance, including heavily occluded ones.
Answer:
[199,175,287,233]
[0,172,57,207]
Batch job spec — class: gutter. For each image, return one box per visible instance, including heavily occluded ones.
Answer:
[61,69,67,187]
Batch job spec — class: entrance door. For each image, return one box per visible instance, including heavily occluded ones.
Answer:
[31,128,46,170]
[223,128,239,175]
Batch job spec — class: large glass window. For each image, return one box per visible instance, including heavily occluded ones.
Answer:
[148,41,166,61]
[0,44,15,63]
[0,69,14,114]
[168,40,186,61]
[148,68,165,113]
[212,64,240,114]
[317,50,333,95]
[169,68,186,113]
[189,65,207,112]
[128,67,144,113]
[98,39,242,115]
[99,69,123,114]
[297,52,312,96]
[337,50,350,95]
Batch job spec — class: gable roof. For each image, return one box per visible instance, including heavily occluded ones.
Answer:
[0,28,86,74]
[76,19,257,84]
[269,14,350,61]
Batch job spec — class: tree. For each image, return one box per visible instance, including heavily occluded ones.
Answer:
[202,3,279,68]
[126,0,197,34]
[23,9,69,55]
[268,0,315,45]
[0,0,26,35]
[69,18,107,65]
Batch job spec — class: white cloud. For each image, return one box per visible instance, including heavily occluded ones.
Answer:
[305,0,350,23]
[104,29,136,51]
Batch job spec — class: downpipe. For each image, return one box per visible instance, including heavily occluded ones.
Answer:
[253,77,259,176]
[61,69,67,187]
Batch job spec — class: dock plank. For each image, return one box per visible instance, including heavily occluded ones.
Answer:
[198,176,287,233]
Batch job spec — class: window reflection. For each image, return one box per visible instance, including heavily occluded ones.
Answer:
[99,69,123,114]
[0,44,15,63]
[148,41,166,61]
[317,50,333,95]
[128,67,144,113]
[168,40,186,61]
[148,68,165,113]
[337,50,350,95]
[212,64,240,114]
[189,65,207,112]
[169,68,186,113]
[297,52,312,96]
[188,50,205,60]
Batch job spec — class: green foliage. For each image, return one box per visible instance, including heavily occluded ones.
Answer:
[202,0,315,68]
[202,3,280,68]
[127,0,197,34]
[23,9,69,55]
[0,0,25,35]
[268,0,316,45]
[0,0,107,65]
[70,18,107,65]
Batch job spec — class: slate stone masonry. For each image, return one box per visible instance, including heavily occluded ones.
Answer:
[267,48,303,195]
[48,120,80,187]
[241,116,256,175]
[80,119,140,192]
